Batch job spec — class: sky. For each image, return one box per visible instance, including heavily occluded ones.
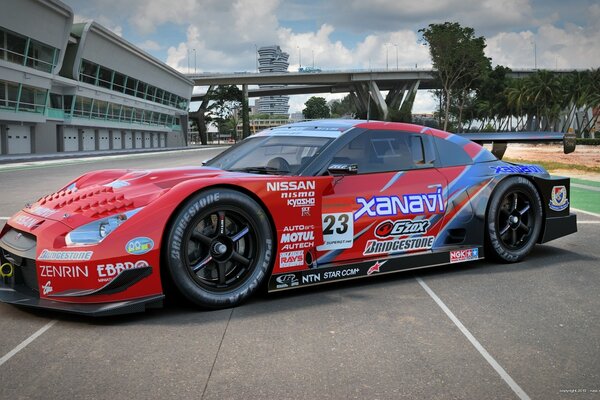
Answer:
[67,0,600,114]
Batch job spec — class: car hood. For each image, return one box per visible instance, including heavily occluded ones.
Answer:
[22,167,231,229]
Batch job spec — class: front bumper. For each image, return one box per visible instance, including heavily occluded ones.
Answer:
[540,213,577,243]
[0,286,164,316]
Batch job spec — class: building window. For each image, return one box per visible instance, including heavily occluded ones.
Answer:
[73,96,93,117]
[125,77,137,97]
[4,30,27,65]
[19,84,47,112]
[113,72,126,93]
[97,66,112,89]
[80,59,98,85]
[26,39,56,73]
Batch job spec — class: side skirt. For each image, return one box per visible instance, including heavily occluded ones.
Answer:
[268,247,485,292]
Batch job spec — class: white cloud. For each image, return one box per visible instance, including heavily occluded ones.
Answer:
[137,40,163,51]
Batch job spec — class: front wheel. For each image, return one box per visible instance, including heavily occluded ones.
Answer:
[166,188,273,309]
[486,177,543,263]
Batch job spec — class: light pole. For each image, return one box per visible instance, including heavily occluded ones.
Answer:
[312,50,315,68]
[531,40,537,69]
[187,49,190,72]
[385,43,389,70]
[193,48,197,73]
[297,46,302,70]
[394,43,399,69]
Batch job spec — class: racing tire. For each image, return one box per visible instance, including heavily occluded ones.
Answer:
[486,176,543,263]
[166,188,273,309]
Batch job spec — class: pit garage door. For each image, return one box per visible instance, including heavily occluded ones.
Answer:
[151,132,158,148]
[124,131,133,149]
[144,132,152,148]
[112,131,122,149]
[62,127,78,152]
[6,125,31,154]
[98,129,110,150]
[134,132,143,149]
[159,133,166,148]
[81,129,95,151]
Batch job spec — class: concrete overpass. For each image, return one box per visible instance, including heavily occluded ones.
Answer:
[187,68,575,121]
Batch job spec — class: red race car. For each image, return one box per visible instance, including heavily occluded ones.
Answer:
[0,120,577,315]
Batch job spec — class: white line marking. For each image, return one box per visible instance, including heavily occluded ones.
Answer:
[416,278,531,400]
[572,208,600,218]
[578,221,600,224]
[0,320,57,367]
[0,217,8,220]
[571,183,600,192]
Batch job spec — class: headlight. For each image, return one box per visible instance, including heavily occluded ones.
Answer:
[65,207,143,246]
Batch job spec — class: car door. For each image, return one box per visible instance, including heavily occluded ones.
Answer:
[316,129,448,266]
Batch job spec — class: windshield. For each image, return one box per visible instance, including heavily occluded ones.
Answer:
[206,135,333,175]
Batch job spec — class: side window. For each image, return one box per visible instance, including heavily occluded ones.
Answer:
[330,130,430,174]
[432,136,473,167]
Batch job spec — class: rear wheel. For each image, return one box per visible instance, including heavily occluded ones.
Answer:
[486,177,542,263]
[166,189,273,308]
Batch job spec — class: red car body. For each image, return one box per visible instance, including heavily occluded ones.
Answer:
[0,120,577,315]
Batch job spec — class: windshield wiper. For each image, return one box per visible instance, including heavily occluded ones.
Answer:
[229,166,290,175]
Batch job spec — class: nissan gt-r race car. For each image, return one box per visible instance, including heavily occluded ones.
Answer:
[0,120,578,316]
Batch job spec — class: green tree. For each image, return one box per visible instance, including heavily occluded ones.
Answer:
[205,85,242,139]
[419,22,491,131]
[329,95,357,118]
[303,96,330,119]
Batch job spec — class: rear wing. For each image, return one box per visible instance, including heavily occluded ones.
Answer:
[459,132,576,159]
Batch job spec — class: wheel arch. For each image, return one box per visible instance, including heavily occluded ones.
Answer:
[158,183,277,282]
[483,174,546,234]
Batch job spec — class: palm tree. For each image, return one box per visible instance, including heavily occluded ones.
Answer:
[523,70,563,131]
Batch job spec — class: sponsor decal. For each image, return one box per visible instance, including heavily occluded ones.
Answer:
[280,225,315,251]
[13,214,41,229]
[42,281,53,295]
[268,181,317,212]
[267,181,316,192]
[302,273,321,284]
[97,260,149,280]
[29,206,56,218]
[355,186,444,221]
[40,265,89,278]
[279,250,304,268]
[275,273,300,289]
[549,185,569,211]
[491,165,545,174]
[301,207,311,217]
[363,236,435,256]
[317,212,354,251]
[38,249,93,261]
[126,237,154,255]
[323,267,360,280]
[367,261,387,275]
[449,248,479,263]
[375,219,430,238]
[301,267,361,284]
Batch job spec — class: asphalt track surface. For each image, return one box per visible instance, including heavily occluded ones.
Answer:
[0,149,599,399]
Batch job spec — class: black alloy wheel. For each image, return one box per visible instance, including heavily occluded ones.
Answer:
[486,177,543,263]
[166,189,273,308]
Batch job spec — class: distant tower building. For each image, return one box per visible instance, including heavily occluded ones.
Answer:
[256,45,289,116]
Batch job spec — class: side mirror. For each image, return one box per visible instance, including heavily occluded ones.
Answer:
[327,163,358,175]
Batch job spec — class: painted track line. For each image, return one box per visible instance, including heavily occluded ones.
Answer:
[0,320,57,367]
[572,208,600,218]
[416,277,531,400]
[571,183,600,192]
